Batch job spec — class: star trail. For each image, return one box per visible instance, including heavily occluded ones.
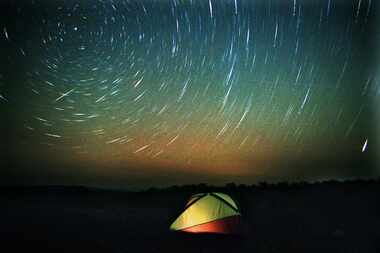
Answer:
[1,0,379,187]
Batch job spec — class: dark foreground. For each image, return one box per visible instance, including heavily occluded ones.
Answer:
[1,180,379,253]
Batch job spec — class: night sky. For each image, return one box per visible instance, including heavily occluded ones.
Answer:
[1,0,379,188]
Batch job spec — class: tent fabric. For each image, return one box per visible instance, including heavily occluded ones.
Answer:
[212,192,238,210]
[170,192,241,233]
[185,193,204,207]
[182,215,241,234]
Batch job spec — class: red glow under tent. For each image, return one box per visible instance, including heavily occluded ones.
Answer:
[170,192,241,234]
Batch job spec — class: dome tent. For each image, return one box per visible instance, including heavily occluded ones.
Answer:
[170,192,241,234]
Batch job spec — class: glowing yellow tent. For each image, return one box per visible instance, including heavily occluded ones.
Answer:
[170,192,241,234]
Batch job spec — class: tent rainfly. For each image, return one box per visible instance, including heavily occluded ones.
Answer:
[170,192,241,234]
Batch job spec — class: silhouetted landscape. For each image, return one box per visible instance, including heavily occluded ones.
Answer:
[1,179,379,253]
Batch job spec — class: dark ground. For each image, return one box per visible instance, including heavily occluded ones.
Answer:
[1,180,379,253]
